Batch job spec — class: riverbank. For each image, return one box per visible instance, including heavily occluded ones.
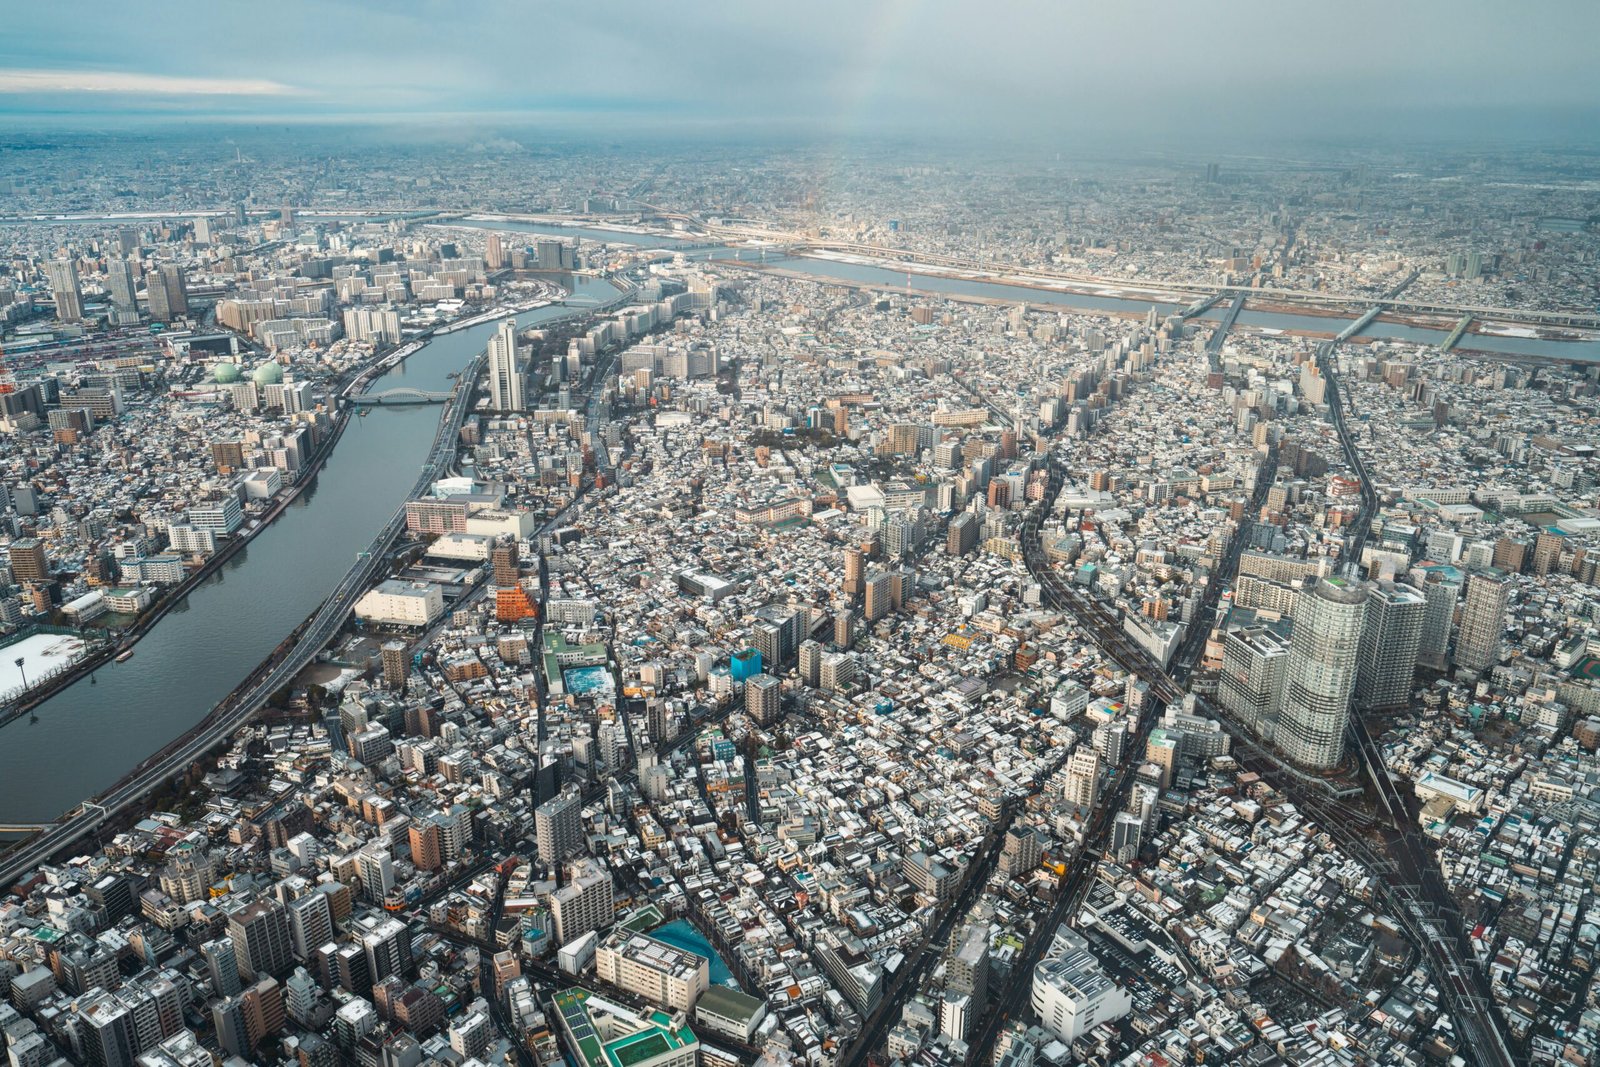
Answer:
[2,279,588,721]
[0,274,630,828]
[0,300,529,724]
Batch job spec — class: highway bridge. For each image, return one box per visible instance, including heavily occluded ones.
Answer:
[1205,292,1248,368]
[1180,292,1225,320]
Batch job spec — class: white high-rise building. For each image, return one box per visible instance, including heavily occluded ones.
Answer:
[550,857,614,945]
[486,319,526,411]
[1456,572,1510,673]
[1063,749,1101,812]
[47,259,83,322]
[1418,572,1461,668]
[108,257,138,316]
[1276,578,1367,770]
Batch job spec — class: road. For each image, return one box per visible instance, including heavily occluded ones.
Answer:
[1309,331,1517,1067]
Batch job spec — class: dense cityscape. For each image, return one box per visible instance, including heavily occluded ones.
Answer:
[1,7,1599,1067]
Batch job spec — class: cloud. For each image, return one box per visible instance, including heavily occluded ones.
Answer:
[0,69,300,96]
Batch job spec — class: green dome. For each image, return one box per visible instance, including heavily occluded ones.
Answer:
[251,362,284,386]
[213,363,242,384]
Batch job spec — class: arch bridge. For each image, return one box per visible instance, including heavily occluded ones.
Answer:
[350,388,454,406]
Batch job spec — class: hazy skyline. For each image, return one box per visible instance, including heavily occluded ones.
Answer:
[3,0,1598,143]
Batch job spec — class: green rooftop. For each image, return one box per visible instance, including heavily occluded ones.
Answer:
[554,987,696,1067]
[618,903,666,934]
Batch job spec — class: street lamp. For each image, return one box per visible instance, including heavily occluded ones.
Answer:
[14,657,26,693]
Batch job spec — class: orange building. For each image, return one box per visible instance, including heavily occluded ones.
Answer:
[496,584,537,622]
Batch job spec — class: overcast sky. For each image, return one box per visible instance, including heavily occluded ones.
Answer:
[3,0,1596,142]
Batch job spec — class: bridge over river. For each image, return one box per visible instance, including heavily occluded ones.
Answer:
[348,387,453,406]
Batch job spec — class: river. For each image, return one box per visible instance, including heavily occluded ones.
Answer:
[0,275,618,824]
[439,218,1600,361]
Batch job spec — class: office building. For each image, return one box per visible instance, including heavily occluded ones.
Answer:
[947,512,978,556]
[1111,811,1143,863]
[833,607,854,649]
[77,991,139,1067]
[902,851,958,902]
[946,924,989,1005]
[409,819,442,871]
[486,318,526,411]
[356,846,394,903]
[359,916,412,983]
[1456,572,1510,673]
[287,891,332,962]
[1532,529,1564,576]
[819,650,857,692]
[107,257,138,318]
[204,936,242,997]
[491,536,520,588]
[1219,626,1289,741]
[1276,578,1367,770]
[8,538,48,583]
[1356,581,1425,709]
[147,265,188,322]
[1418,572,1461,668]
[1064,749,1101,811]
[798,638,822,687]
[380,639,408,691]
[213,977,285,1059]
[843,545,864,596]
[864,570,894,623]
[751,604,805,669]
[1000,825,1043,876]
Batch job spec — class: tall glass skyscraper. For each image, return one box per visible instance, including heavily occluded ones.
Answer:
[1277,577,1367,770]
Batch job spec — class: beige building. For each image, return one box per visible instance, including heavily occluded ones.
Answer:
[595,930,709,1012]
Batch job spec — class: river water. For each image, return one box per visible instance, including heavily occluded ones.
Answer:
[441,218,1599,362]
[0,276,616,824]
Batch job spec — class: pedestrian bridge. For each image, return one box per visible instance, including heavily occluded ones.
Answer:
[350,388,454,406]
